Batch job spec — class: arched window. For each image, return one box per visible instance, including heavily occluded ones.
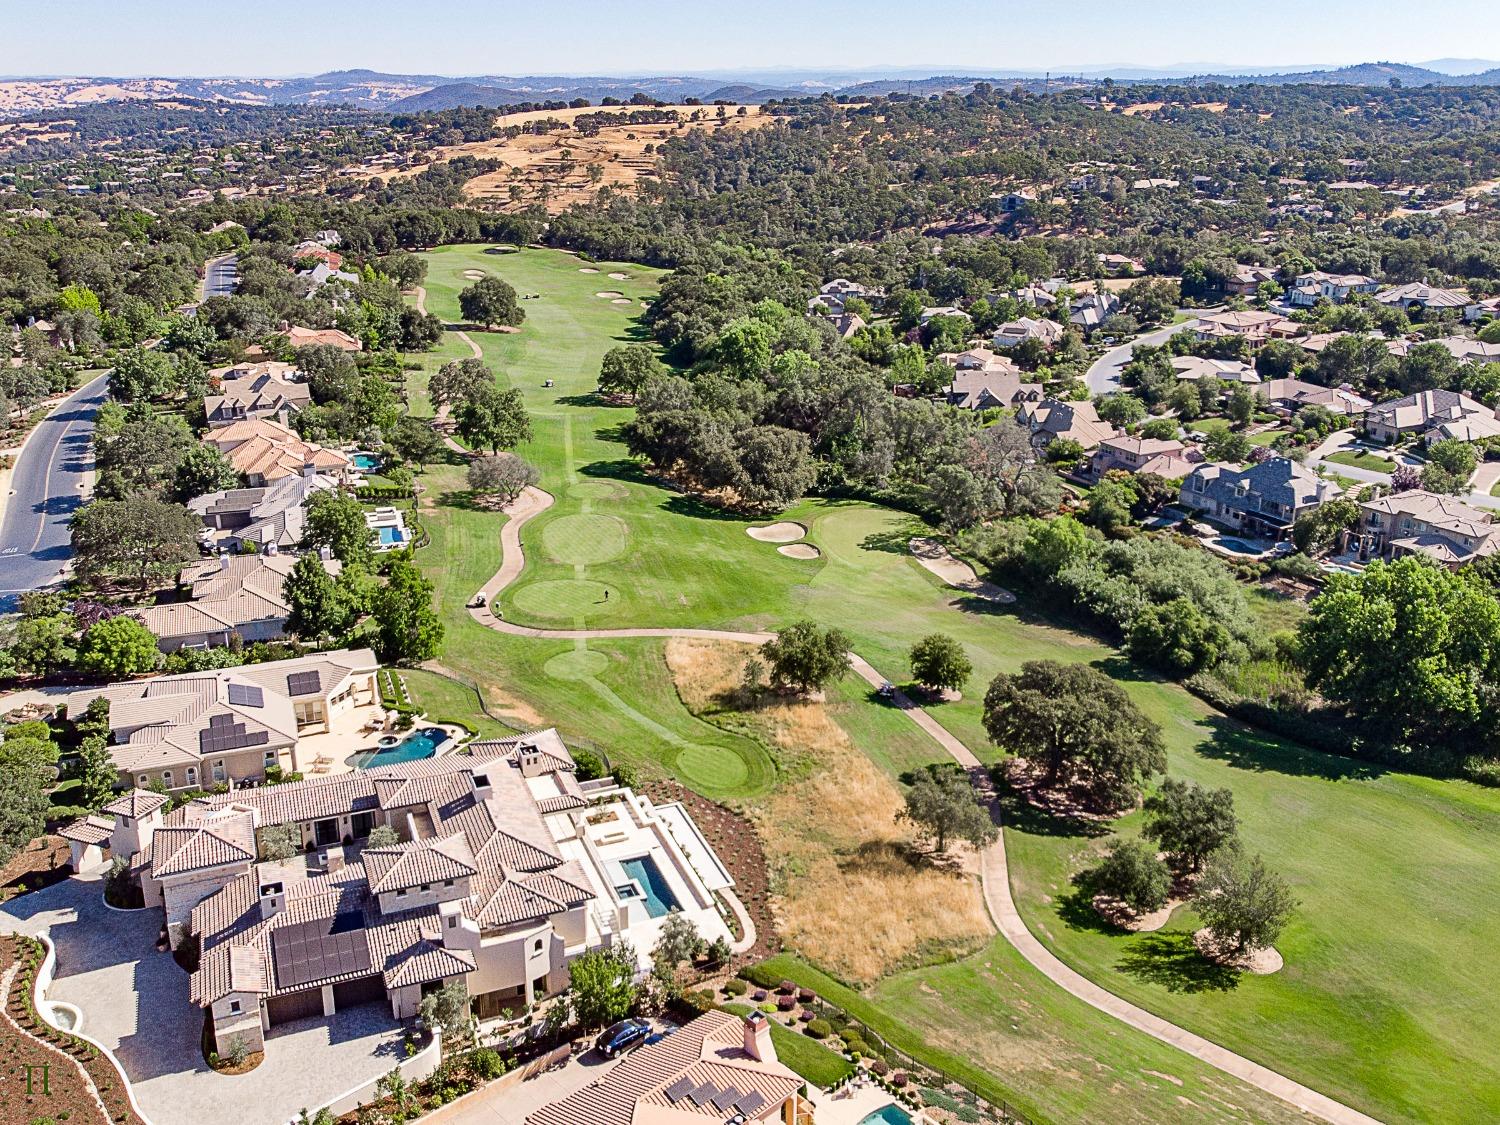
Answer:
[186,767,198,786]
[161,771,173,787]
[533,938,544,955]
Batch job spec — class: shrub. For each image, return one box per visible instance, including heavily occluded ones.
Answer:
[892,1071,909,1088]
[804,1018,832,1039]
[871,1059,891,1077]
[469,1048,505,1080]
[737,963,783,990]
[723,978,748,997]
[839,1028,861,1045]
[797,987,815,1003]
[776,993,796,1011]
[778,979,796,994]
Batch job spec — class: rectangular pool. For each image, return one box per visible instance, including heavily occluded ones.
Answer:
[377,525,406,546]
[617,855,681,918]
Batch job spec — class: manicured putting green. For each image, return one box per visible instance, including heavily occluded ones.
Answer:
[542,513,629,564]
[544,649,611,680]
[675,743,751,791]
[510,579,619,619]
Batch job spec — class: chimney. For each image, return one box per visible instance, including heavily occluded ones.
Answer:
[320,844,344,873]
[265,541,278,556]
[258,876,286,920]
[742,1010,772,1063]
[319,545,333,563]
[219,552,231,571]
[470,770,493,800]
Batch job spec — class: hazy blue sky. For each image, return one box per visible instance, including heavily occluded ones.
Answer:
[6,0,1500,77]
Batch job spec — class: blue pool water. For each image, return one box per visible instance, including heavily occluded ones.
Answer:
[352,453,382,471]
[857,1106,916,1125]
[377,525,406,546]
[618,855,680,918]
[350,727,447,769]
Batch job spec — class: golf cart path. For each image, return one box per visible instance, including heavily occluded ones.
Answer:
[458,482,1381,1125]
[412,285,484,360]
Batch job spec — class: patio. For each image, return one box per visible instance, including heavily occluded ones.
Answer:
[0,873,410,1125]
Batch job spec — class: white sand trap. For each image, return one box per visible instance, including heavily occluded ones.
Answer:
[579,267,600,273]
[608,272,630,280]
[777,543,821,560]
[611,298,632,305]
[747,522,806,544]
[461,269,487,280]
[595,290,624,298]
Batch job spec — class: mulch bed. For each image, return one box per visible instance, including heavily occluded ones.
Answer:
[0,933,143,1125]
[643,778,779,962]
[0,835,70,905]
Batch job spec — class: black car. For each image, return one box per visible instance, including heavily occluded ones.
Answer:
[595,1018,652,1058]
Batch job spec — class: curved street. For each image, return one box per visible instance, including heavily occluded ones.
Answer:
[0,373,109,605]
[1084,310,1212,395]
[460,483,1382,1125]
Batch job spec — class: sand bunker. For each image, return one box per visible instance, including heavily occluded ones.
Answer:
[747,522,806,544]
[608,272,630,280]
[777,543,821,560]
[611,298,632,305]
[595,290,624,298]
[461,270,487,280]
[579,267,600,273]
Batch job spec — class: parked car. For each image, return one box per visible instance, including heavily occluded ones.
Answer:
[595,1018,652,1058]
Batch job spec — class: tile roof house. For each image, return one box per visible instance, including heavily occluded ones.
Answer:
[1171,356,1261,384]
[1179,457,1341,539]
[1362,389,1493,443]
[280,325,362,352]
[1285,270,1379,307]
[134,552,342,653]
[1089,435,1200,481]
[1354,489,1500,566]
[67,732,737,1063]
[203,418,352,487]
[63,648,378,792]
[1384,336,1500,364]
[1018,398,1117,452]
[1374,283,1472,313]
[1226,264,1279,297]
[1258,378,1373,416]
[1192,309,1300,343]
[1069,290,1121,333]
[205,361,311,428]
[527,1010,802,1125]
[993,316,1066,349]
[187,472,338,553]
[944,369,1043,411]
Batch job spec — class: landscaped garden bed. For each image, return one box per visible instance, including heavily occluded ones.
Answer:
[0,933,143,1125]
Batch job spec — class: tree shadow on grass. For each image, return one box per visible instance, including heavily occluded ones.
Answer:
[858,521,932,555]
[1196,715,1386,782]
[1056,885,1127,937]
[995,776,1111,840]
[1115,931,1242,994]
[554,392,605,409]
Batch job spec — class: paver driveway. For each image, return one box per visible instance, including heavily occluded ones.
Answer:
[0,874,409,1125]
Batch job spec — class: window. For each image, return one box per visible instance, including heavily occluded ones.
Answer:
[532,938,544,955]
[263,750,277,768]
[395,888,407,898]
[186,767,198,786]
[447,916,457,929]
[212,760,226,782]
[443,880,454,888]
[137,775,147,786]
[229,1000,241,1014]
[420,883,430,892]
[161,771,173,787]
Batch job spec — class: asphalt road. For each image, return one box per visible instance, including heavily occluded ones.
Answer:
[1083,310,1213,395]
[202,253,238,299]
[0,373,110,604]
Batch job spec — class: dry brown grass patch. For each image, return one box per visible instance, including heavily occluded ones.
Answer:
[666,637,991,983]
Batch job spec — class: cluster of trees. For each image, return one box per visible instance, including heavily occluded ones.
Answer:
[429,357,533,453]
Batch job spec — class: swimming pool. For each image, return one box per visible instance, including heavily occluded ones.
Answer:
[857,1105,916,1125]
[352,452,382,471]
[377,525,406,546]
[349,727,448,769]
[617,855,680,918]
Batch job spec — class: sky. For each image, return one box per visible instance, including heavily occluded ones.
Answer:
[5,0,1500,78]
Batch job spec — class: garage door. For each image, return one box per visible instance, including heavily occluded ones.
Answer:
[332,975,385,1010]
[266,988,324,1026]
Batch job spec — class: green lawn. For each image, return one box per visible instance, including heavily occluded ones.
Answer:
[723,1002,855,1088]
[403,247,1500,1124]
[1324,448,1394,473]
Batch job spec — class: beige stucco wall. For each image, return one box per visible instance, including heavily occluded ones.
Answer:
[160,864,251,943]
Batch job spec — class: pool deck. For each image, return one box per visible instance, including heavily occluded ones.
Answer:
[806,1084,932,1125]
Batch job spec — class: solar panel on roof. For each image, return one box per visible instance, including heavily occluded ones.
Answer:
[686,1082,722,1106]
[732,1092,767,1116]
[662,1077,695,1103]
[710,1087,745,1111]
[227,683,264,708]
[270,912,371,990]
[286,670,321,696]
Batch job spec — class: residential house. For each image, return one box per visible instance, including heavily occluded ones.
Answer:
[1297,331,1352,354]
[527,1010,802,1125]
[1131,178,1180,191]
[1226,264,1279,298]
[188,472,338,553]
[1096,253,1145,276]
[1465,296,1500,323]
[1383,336,1500,365]
[292,241,343,268]
[134,552,341,653]
[1285,270,1379,307]
[299,262,360,291]
[1259,378,1372,416]
[1361,389,1492,443]
[1192,309,1300,343]
[204,418,352,487]
[205,361,311,428]
[1012,284,1057,310]
[920,305,970,325]
[936,348,1040,410]
[1171,356,1260,384]
[1179,457,1340,539]
[1089,435,1199,480]
[63,648,380,793]
[994,190,1036,212]
[813,278,884,310]
[1354,489,1500,566]
[1373,283,1472,315]
[280,325,362,352]
[1018,398,1116,452]
[66,733,736,1061]
[1070,291,1120,333]
[993,316,1065,350]
[828,311,866,339]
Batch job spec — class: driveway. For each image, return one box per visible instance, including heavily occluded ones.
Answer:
[422,1033,641,1125]
[202,253,238,300]
[1083,310,1213,395]
[0,874,408,1125]
[0,373,109,607]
